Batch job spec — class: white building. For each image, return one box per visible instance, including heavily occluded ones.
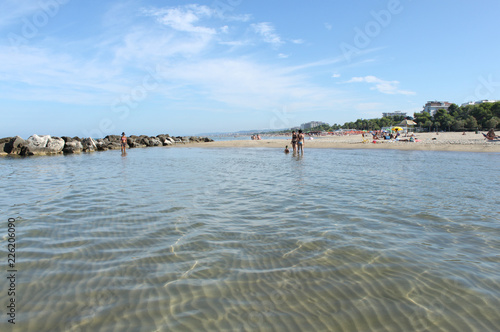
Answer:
[300,121,326,130]
[382,111,407,117]
[423,101,451,116]
[461,100,498,107]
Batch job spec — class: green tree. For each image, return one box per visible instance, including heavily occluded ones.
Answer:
[414,112,431,127]
[465,116,478,130]
[433,121,441,131]
[433,109,454,131]
[491,102,500,118]
[452,119,465,131]
[485,117,500,130]
[423,120,433,132]
[447,103,460,116]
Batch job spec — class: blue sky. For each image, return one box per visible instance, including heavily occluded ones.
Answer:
[1,0,499,137]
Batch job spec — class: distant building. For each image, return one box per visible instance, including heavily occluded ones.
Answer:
[300,121,326,130]
[382,111,407,118]
[461,100,498,107]
[422,101,451,116]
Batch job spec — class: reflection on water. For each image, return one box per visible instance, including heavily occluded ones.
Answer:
[0,148,499,331]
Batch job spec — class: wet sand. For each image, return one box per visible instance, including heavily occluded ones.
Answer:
[194,132,500,153]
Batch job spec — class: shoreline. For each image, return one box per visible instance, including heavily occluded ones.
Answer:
[193,132,500,153]
[1,132,499,156]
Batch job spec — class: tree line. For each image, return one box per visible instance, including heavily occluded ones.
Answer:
[285,101,500,133]
[413,102,499,132]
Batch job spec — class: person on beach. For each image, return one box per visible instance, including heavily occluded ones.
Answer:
[121,132,127,153]
[297,130,305,154]
[291,131,298,154]
[485,128,498,140]
[284,145,290,154]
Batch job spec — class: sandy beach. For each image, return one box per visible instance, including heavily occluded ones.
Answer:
[194,132,500,153]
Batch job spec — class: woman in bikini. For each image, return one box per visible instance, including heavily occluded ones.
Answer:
[291,131,298,154]
[121,132,127,153]
[297,130,305,154]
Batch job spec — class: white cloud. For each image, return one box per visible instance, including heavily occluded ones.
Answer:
[278,53,289,58]
[251,22,283,46]
[157,58,347,111]
[332,73,341,78]
[346,75,415,95]
[0,46,126,104]
[324,23,332,30]
[218,40,250,47]
[143,4,216,34]
[224,13,252,22]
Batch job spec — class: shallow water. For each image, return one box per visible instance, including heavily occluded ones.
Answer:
[1,147,499,331]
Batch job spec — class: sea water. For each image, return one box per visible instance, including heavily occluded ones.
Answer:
[0,147,499,331]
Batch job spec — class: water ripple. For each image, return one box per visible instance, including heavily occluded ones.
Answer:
[0,148,499,331]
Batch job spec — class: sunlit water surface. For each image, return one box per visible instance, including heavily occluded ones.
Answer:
[0,147,499,331]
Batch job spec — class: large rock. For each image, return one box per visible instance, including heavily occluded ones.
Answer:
[63,141,83,154]
[104,135,120,143]
[107,142,122,150]
[8,136,26,154]
[95,139,108,151]
[61,136,74,143]
[81,138,97,152]
[148,137,162,147]
[0,137,13,154]
[165,137,176,144]
[127,137,145,148]
[139,137,162,147]
[20,135,64,156]
[157,134,170,143]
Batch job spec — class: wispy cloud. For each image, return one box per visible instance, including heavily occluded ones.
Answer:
[0,0,41,29]
[251,22,283,46]
[346,76,415,95]
[157,58,347,111]
[143,4,216,34]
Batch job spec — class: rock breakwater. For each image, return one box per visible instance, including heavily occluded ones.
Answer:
[0,134,213,156]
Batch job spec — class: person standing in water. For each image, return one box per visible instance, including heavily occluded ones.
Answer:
[291,131,298,154]
[121,132,127,153]
[297,130,305,154]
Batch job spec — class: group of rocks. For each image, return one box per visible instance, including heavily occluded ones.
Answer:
[0,134,213,156]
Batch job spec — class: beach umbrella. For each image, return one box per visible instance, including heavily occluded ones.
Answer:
[398,119,417,126]
[392,127,403,131]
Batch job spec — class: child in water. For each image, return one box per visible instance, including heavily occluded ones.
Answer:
[284,145,290,154]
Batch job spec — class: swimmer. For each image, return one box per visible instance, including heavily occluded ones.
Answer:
[284,145,290,154]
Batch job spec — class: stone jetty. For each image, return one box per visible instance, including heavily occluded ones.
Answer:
[0,134,213,156]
